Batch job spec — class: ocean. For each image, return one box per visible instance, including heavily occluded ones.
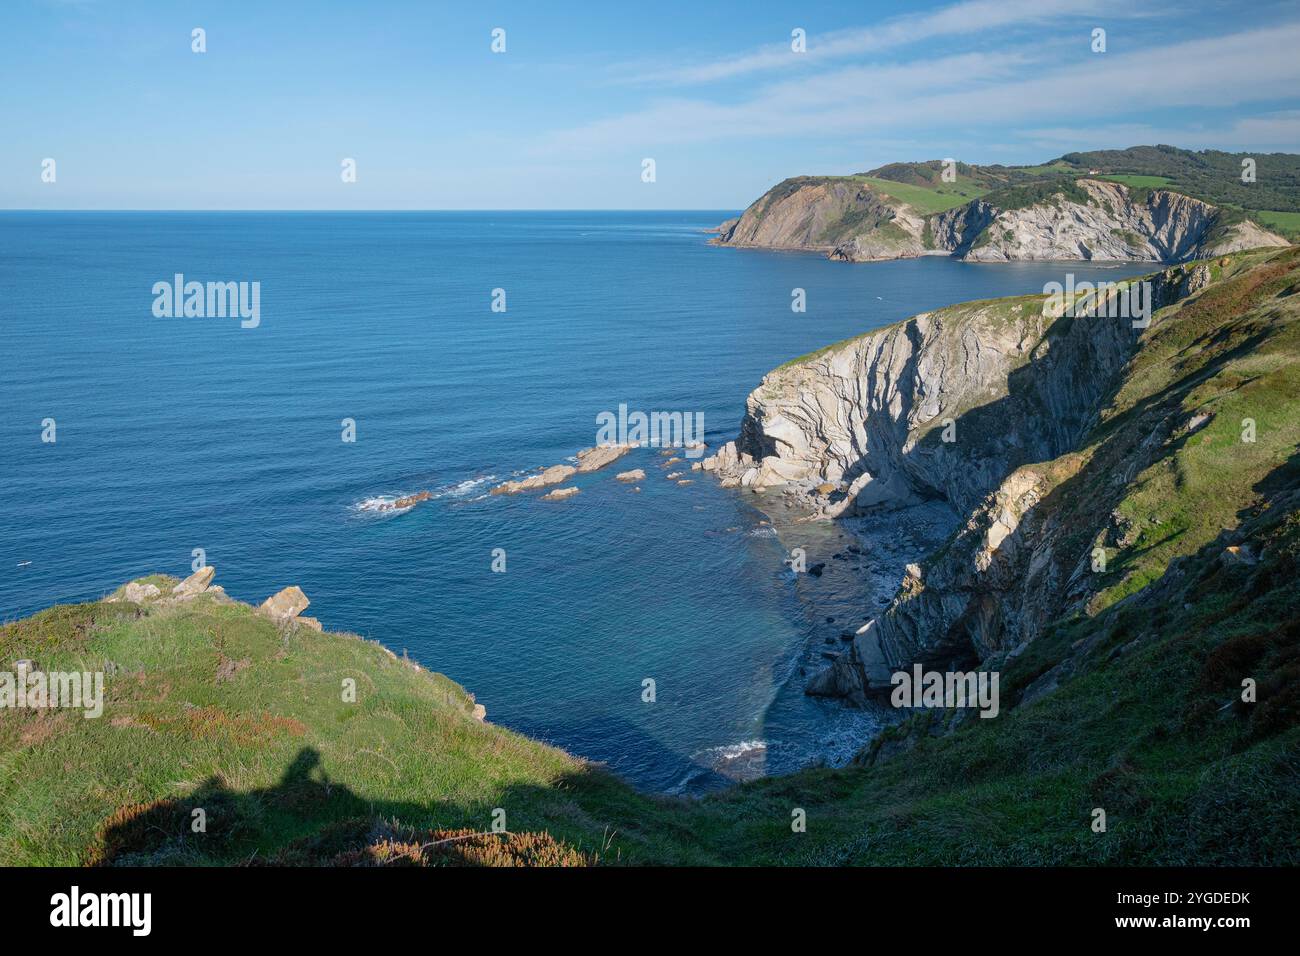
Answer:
[0,211,1150,793]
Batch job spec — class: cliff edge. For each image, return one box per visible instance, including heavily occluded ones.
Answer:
[702,247,1300,720]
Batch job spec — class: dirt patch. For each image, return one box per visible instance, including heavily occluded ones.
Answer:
[138,706,306,745]
[260,819,590,867]
[11,709,71,747]
[215,656,251,684]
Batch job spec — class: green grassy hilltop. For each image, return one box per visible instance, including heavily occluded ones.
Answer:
[4,248,1299,867]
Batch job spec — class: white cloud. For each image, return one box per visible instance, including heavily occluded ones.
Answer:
[1023,112,1300,152]
[538,21,1300,159]
[621,0,1142,86]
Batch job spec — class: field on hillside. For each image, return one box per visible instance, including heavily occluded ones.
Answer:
[859,175,988,214]
[1098,174,1174,189]
[1255,209,1300,238]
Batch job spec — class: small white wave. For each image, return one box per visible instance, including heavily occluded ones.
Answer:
[430,475,497,500]
[749,526,777,538]
[354,495,415,515]
[699,739,767,762]
[354,475,498,516]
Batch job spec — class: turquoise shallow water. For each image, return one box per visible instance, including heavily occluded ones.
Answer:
[0,211,1150,792]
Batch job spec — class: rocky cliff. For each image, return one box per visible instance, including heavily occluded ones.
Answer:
[713,176,927,260]
[715,172,1288,264]
[702,246,1300,713]
[938,179,1289,262]
[701,264,1208,517]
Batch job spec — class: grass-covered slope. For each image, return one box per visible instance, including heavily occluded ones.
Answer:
[3,251,1298,867]
[857,160,1037,214]
[0,581,606,865]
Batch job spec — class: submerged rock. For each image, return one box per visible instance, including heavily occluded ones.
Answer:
[379,490,432,510]
[493,464,577,495]
[491,442,636,496]
[541,486,580,501]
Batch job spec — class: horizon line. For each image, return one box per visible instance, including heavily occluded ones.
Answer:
[0,208,742,214]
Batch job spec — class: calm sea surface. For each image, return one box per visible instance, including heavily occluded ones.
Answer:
[0,211,1149,792]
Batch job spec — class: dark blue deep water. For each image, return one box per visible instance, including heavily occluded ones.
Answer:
[0,212,1148,791]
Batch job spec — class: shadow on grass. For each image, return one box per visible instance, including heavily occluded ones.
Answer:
[89,745,598,866]
[88,712,740,867]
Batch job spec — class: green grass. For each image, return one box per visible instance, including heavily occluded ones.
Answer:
[1098,174,1174,189]
[1062,145,1300,213]
[859,176,988,214]
[1017,161,1076,177]
[1084,249,1300,614]
[0,585,609,865]
[981,177,1094,211]
[1255,209,1300,240]
[10,513,1294,867]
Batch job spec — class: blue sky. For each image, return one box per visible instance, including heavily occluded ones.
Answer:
[2,0,1298,209]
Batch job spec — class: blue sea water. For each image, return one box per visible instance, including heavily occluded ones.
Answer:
[0,211,1150,792]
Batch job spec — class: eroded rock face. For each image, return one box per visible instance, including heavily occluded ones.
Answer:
[702,261,1224,703]
[712,177,925,259]
[260,586,309,622]
[703,263,1210,521]
[815,466,1052,701]
[940,180,1289,262]
[828,201,928,262]
[701,304,1070,513]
